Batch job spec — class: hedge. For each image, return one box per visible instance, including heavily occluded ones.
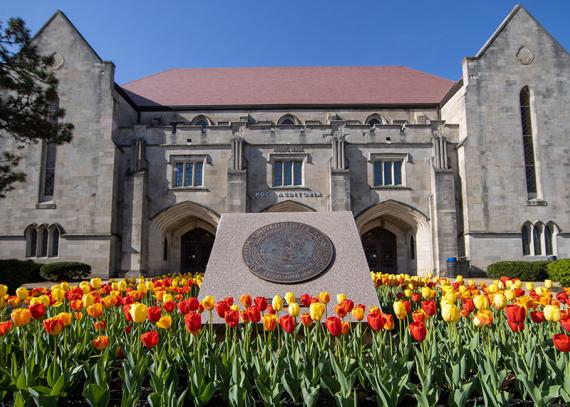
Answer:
[39,262,91,282]
[0,259,42,293]
[547,259,570,287]
[486,260,549,281]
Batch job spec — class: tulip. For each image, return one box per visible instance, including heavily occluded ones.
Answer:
[341,321,351,335]
[247,305,261,323]
[319,291,330,304]
[393,301,407,320]
[544,279,553,289]
[29,303,46,320]
[87,303,104,319]
[493,294,507,310]
[240,294,252,308]
[284,292,296,305]
[309,302,325,321]
[201,295,215,311]
[225,309,239,328]
[94,320,107,330]
[336,293,347,304]
[185,311,202,335]
[156,315,172,330]
[412,310,428,323]
[409,321,427,342]
[505,304,526,324]
[16,287,28,301]
[475,309,493,327]
[140,331,159,349]
[300,313,313,327]
[473,294,489,310]
[0,321,12,336]
[11,308,32,327]
[130,303,148,323]
[351,305,365,321]
[335,303,348,318]
[544,305,561,322]
[288,302,300,318]
[279,314,296,334]
[0,284,7,298]
[92,335,109,351]
[162,301,176,313]
[82,293,95,308]
[505,289,516,301]
[215,301,229,318]
[254,296,268,311]
[461,298,475,315]
[552,333,570,352]
[442,303,460,323]
[300,294,312,307]
[325,316,342,337]
[530,311,545,323]
[559,316,570,333]
[367,311,385,332]
[507,321,525,332]
[58,312,72,327]
[90,278,102,289]
[526,282,534,291]
[147,306,162,323]
[421,300,437,317]
[43,317,64,336]
[272,295,283,312]
[263,314,278,331]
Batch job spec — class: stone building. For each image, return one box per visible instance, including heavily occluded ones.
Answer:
[0,5,568,277]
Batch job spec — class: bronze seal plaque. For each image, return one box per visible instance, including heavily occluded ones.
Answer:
[242,222,334,284]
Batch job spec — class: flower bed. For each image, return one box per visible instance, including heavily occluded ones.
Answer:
[0,273,569,406]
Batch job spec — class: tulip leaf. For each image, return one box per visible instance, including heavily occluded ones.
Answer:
[82,383,110,407]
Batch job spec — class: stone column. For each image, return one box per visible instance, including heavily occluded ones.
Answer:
[121,136,148,276]
[429,123,458,275]
[329,124,351,211]
[226,125,247,212]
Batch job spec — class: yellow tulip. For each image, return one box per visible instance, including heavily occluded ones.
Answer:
[57,312,73,327]
[393,301,407,320]
[80,282,90,294]
[544,280,553,289]
[38,295,50,307]
[456,275,464,283]
[488,284,498,294]
[443,292,457,304]
[90,278,102,289]
[16,287,28,300]
[111,282,119,291]
[11,308,32,327]
[29,297,43,306]
[0,284,8,298]
[473,294,489,310]
[309,302,325,321]
[544,305,561,322]
[318,291,330,304]
[230,304,240,312]
[82,293,95,308]
[288,302,300,318]
[201,295,215,311]
[526,282,534,291]
[421,286,434,299]
[505,289,515,301]
[493,294,507,310]
[336,293,347,304]
[351,307,365,321]
[475,309,493,326]
[272,295,283,312]
[284,292,296,304]
[146,281,155,292]
[130,303,148,323]
[163,294,174,303]
[403,289,412,298]
[156,315,172,329]
[118,281,127,291]
[441,302,460,323]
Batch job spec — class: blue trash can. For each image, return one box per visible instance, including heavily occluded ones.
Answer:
[446,257,457,277]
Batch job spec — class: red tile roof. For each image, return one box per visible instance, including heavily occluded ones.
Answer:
[120,66,454,108]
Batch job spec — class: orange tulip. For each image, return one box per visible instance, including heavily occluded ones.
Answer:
[11,308,32,327]
[0,321,12,336]
[383,314,395,331]
[87,303,103,319]
[341,321,351,335]
[263,314,278,332]
[351,305,365,321]
[43,316,64,336]
[474,309,493,327]
[92,335,109,351]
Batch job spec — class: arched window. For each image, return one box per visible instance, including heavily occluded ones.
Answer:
[410,235,415,260]
[520,87,537,199]
[365,114,387,128]
[545,224,554,256]
[49,225,60,257]
[533,223,542,256]
[40,97,59,201]
[163,237,168,261]
[191,115,212,128]
[277,114,299,126]
[521,223,531,256]
[39,226,48,257]
[25,226,38,258]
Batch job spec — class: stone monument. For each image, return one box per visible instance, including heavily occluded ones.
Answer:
[199,211,380,317]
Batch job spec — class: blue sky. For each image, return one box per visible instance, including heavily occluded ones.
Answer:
[1,1,569,84]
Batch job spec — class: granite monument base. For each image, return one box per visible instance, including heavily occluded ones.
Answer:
[199,211,380,320]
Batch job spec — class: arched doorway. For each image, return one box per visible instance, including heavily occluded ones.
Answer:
[362,228,397,273]
[180,228,214,274]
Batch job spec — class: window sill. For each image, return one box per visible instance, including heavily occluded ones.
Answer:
[371,186,412,191]
[270,186,309,190]
[527,199,547,206]
[170,187,209,192]
[36,202,56,209]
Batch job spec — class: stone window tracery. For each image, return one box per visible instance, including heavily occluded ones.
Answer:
[25,224,62,258]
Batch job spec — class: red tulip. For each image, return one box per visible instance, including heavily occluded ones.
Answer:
[505,304,526,324]
[147,306,162,323]
[325,316,342,337]
[43,317,64,336]
[225,309,239,328]
[530,311,545,323]
[367,311,385,332]
[411,292,421,303]
[507,321,525,332]
[184,311,202,335]
[560,316,570,333]
[409,321,427,342]
[279,314,296,334]
[421,300,437,317]
[300,313,313,327]
[122,304,133,322]
[224,297,234,306]
[240,294,252,308]
[335,304,348,318]
[177,300,191,315]
[140,331,159,349]
[266,305,276,315]
[162,301,175,313]
[188,297,200,311]
[0,321,12,336]
[254,297,267,311]
[403,300,411,314]
[462,298,475,315]
[300,294,312,307]
[552,333,570,352]
[341,299,354,313]
[29,303,46,320]
[247,305,261,324]
[215,301,229,318]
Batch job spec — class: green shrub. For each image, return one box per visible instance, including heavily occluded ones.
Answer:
[547,259,570,287]
[0,259,42,293]
[39,262,91,281]
[486,260,549,281]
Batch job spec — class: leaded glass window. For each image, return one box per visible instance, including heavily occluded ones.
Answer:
[545,224,554,256]
[533,225,542,256]
[273,160,303,186]
[522,224,531,256]
[50,228,59,257]
[373,160,403,187]
[520,87,537,198]
[173,161,204,187]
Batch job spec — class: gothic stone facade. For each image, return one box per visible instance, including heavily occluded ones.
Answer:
[0,5,568,277]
